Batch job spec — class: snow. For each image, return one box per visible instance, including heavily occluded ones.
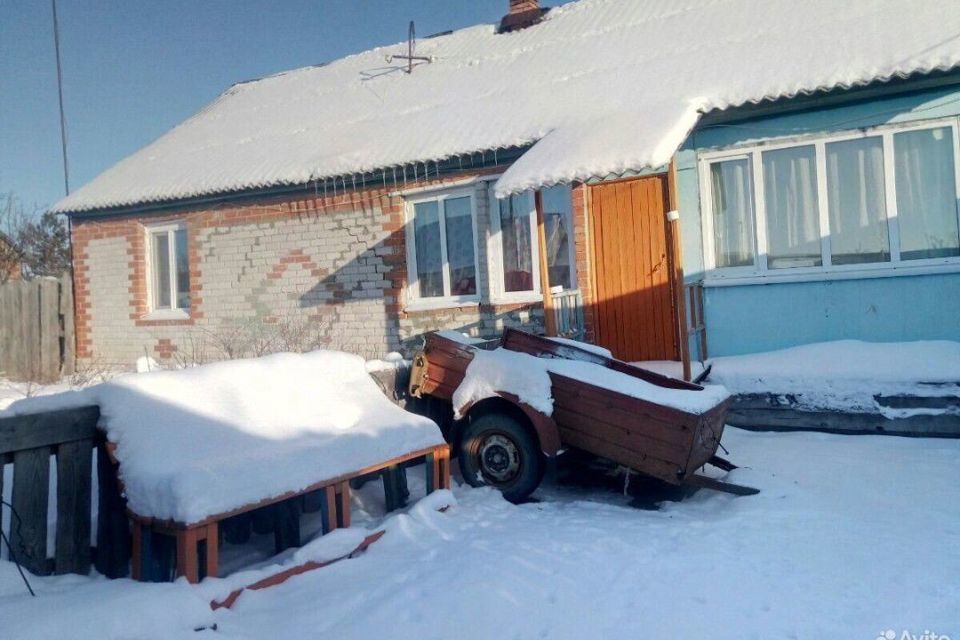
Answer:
[51,0,960,213]
[633,359,707,380]
[3,428,958,639]
[2,351,444,524]
[708,340,960,416]
[453,347,729,418]
[434,329,487,345]
[547,336,612,358]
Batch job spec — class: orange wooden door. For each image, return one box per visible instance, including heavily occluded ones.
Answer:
[588,176,678,362]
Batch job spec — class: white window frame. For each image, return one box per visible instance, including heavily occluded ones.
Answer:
[144,221,190,318]
[699,116,960,286]
[487,186,543,304]
[404,188,481,311]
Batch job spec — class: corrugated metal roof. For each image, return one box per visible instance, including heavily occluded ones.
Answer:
[54,0,960,214]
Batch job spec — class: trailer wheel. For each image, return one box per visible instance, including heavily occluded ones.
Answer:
[459,412,544,503]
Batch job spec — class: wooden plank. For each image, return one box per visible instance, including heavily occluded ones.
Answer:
[95,443,130,578]
[176,529,200,583]
[552,407,690,464]
[21,280,40,381]
[38,279,60,383]
[55,438,93,575]
[60,273,75,377]
[11,447,51,575]
[322,485,338,534]
[559,428,684,484]
[204,523,219,580]
[0,405,100,455]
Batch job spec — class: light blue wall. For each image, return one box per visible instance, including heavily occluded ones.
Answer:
[676,83,960,357]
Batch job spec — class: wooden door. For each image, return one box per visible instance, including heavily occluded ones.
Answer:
[588,176,679,362]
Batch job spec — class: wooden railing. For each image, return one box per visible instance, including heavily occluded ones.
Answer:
[684,282,707,361]
[552,289,584,340]
[0,406,129,578]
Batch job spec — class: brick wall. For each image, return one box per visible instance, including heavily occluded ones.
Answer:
[71,169,547,368]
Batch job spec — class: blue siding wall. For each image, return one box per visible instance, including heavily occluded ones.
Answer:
[705,273,960,356]
[676,84,960,357]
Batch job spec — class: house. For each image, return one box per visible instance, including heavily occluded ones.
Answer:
[53,0,960,375]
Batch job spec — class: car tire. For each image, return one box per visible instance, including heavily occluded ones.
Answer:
[458,412,545,503]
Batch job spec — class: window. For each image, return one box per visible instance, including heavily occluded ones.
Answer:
[709,158,756,268]
[540,185,577,290]
[147,223,190,312]
[495,192,537,294]
[894,127,960,260]
[826,136,890,265]
[701,119,960,283]
[762,145,822,269]
[406,191,479,305]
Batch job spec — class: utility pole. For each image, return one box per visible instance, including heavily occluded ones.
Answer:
[51,0,70,195]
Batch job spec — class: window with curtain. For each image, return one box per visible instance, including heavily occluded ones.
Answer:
[894,127,960,261]
[497,193,535,293]
[540,185,575,289]
[443,196,477,296]
[703,120,960,282]
[826,136,890,265]
[709,158,756,268]
[148,224,190,311]
[762,145,822,269]
[413,201,444,297]
[408,192,478,301]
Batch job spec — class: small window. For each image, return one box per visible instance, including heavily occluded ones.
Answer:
[826,136,890,265]
[709,158,756,268]
[147,224,190,311]
[496,192,536,293]
[406,191,479,303]
[540,185,576,290]
[762,145,823,269]
[894,127,960,261]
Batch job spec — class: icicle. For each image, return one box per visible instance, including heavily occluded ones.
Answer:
[413,163,418,182]
[494,148,498,165]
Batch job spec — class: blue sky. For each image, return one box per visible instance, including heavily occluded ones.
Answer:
[0,0,523,211]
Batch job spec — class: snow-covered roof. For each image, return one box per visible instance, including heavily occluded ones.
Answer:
[54,0,960,214]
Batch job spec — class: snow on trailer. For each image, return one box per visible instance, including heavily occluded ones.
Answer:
[410,328,756,501]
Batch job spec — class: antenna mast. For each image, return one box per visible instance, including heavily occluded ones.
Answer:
[51,0,70,195]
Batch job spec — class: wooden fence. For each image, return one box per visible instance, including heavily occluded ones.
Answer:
[0,406,129,578]
[0,273,75,383]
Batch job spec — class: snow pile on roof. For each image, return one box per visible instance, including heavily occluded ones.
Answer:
[453,347,729,417]
[3,351,443,524]
[709,340,960,417]
[53,0,960,213]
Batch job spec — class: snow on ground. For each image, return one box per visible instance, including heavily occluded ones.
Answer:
[454,347,729,418]
[1,351,444,524]
[1,427,957,640]
[708,340,960,417]
[633,359,708,380]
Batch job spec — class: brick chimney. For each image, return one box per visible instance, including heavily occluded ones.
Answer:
[499,0,546,33]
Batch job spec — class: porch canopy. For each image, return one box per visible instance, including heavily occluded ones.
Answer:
[53,0,960,216]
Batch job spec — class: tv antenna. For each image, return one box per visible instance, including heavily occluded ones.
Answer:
[385,21,432,74]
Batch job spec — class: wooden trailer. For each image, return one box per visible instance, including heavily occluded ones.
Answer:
[410,328,756,501]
